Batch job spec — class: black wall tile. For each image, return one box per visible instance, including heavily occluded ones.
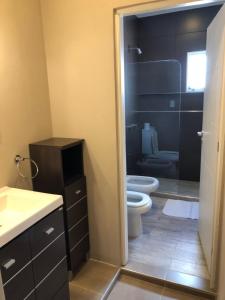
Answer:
[179,112,203,181]
[175,6,221,34]
[138,94,181,111]
[181,93,204,111]
[125,5,221,181]
[138,60,181,93]
[138,13,176,38]
[137,112,180,151]
[124,16,139,174]
[138,35,176,62]
[124,16,139,63]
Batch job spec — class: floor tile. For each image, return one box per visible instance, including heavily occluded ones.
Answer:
[70,259,118,296]
[69,285,101,300]
[162,287,210,299]
[108,275,211,300]
[166,270,210,291]
[154,178,199,200]
[108,275,163,300]
[170,259,209,280]
[127,196,210,283]
[125,260,167,279]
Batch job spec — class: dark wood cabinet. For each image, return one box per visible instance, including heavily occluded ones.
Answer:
[0,232,31,284]
[0,207,69,300]
[3,264,35,300]
[35,259,68,300]
[29,138,90,275]
[29,207,64,256]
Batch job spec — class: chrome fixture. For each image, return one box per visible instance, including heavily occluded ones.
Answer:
[15,155,39,179]
[128,45,142,55]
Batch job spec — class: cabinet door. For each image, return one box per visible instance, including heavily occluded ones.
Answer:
[70,235,89,271]
[64,177,87,208]
[53,283,70,300]
[68,216,89,249]
[32,234,66,285]
[3,264,35,300]
[25,291,36,300]
[66,197,88,228]
[35,259,68,300]
[0,232,31,284]
[29,207,64,256]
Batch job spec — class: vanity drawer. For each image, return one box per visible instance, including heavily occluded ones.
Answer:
[68,216,89,249]
[33,234,66,285]
[70,234,89,271]
[3,264,34,300]
[35,258,68,300]
[64,177,86,208]
[53,282,70,300]
[66,196,87,228]
[29,207,64,256]
[25,291,36,300]
[0,232,31,284]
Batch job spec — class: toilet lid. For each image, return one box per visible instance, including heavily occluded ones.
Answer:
[127,191,151,208]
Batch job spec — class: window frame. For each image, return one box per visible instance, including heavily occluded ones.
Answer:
[186,50,207,93]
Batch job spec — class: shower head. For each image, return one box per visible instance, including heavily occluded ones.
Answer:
[128,46,142,55]
[136,48,142,55]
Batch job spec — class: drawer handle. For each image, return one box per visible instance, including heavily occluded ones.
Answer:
[75,190,81,195]
[45,227,55,235]
[2,259,16,270]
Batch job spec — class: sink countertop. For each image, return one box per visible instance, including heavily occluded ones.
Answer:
[0,186,63,248]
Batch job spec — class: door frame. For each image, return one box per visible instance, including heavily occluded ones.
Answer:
[114,0,225,288]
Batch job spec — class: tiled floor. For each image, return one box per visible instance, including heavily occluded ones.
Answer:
[108,274,210,299]
[126,196,209,282]
[153,178,200,200]
[70,259,119,300]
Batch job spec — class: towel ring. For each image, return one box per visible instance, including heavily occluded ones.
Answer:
[15,155,39,179]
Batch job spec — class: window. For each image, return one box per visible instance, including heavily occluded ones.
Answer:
[186,51,207,92]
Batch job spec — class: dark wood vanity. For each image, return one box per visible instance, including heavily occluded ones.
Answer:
[0,207,69,300]
[29,138,89,276]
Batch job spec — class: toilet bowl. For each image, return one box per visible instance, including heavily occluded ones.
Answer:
[127,191,152,238]
[137,157,177,178]
[127,175,159,194]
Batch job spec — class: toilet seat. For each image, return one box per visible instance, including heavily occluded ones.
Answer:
[127,191,151,208]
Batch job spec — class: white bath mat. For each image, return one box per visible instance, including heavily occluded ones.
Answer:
[163,199,199,219]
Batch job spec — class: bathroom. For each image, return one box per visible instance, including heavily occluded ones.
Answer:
[123,3,223,285]
[1,1,225,300]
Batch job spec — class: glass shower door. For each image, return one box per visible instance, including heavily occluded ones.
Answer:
[135,60,181,179]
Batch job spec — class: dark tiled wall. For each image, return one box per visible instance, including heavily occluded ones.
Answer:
[136,5,221,181]
[123,16,139,174]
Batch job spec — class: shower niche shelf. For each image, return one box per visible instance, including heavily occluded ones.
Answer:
[138,92,181,96]
[137,91,204,96]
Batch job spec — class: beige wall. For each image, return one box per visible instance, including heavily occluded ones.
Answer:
[40,0,137,265]
[0,0,52,189]
[40,0,201,265]
[39,0,208,266]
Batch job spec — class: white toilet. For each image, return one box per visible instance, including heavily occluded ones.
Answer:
[127,175,159,194]
[127,191,152,238]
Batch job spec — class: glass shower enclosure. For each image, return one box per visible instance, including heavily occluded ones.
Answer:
[125,60,182,180]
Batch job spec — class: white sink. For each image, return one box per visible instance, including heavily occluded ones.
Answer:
[0,187,63,247]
